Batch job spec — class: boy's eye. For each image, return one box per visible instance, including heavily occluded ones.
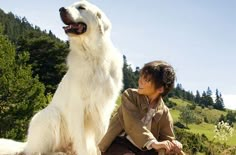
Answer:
[144,79,150,82]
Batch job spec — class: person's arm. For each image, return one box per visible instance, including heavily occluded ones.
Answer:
[98,112,123,152]
[157,106,183,153]
[159,107,175,141]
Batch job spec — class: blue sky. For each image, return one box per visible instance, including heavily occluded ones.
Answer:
[0,0,235,109]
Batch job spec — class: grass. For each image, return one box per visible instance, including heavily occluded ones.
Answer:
[188,123,236,146]
[170,109,180,122]
[188,123,215,140]
[169,98,236,146]
[170,98,190,107]
[194,106,227,123]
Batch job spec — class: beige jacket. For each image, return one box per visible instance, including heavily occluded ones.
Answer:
[98,88,175,152]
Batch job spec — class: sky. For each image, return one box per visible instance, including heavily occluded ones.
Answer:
[0,0,235,109]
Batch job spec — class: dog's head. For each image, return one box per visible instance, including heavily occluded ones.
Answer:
[59,0,111,37]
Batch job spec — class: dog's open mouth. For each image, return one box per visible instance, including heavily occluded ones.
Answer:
[63,22,87,35]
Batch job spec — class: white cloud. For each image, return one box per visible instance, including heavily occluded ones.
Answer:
[222,94,236,110]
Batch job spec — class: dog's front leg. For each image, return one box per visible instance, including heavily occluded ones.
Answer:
[24,107,61,154]
[73,129,88,155]
[67,107,89,155]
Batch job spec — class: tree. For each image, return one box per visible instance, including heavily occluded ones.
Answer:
[206,87,214,107]
[122,55,138,91]
[195,90,201,104]
[200,89,214,108]
[214,89,225,110]
[206,87,212,96]
[0,9,69,94]
[225,111,236,125]
[186,91,195,102]
[179,106,196,128]
[0,28,47,140]
[16,33,69,94]
[200,91,207,107]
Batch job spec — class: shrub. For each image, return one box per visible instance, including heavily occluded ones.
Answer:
[174,121,186,129]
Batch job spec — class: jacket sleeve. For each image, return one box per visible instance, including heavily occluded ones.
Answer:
[158,107,175,141]
[98,112,123,152]
[118,89,156,150]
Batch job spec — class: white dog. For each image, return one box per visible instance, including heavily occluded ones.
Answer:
[0,1,123,155]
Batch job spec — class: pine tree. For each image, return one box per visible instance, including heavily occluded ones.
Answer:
[195,90,201,104]
[214,89,225,110]
[200,88,214,108]
[175,83,183,98]
[200,91,207,107]
[186,91,194,102]
[0,26,47,140]
[205,87,214,107]
[206,86,212,96]
[122,55,138,91]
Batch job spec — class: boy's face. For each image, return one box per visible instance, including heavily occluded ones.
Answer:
[138,75,156,96]
[138,74,164,101]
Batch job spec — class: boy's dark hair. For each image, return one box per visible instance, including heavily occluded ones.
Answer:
[140,60,176,97]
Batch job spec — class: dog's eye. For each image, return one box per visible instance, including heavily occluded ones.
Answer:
[97,12,102,19]
[77,6,86,10]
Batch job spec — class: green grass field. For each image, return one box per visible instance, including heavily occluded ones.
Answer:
[169,98,236,146]
[188,123,236,146]
[170,109,180,121]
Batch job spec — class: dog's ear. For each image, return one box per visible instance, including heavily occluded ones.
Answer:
[97,11,110,33]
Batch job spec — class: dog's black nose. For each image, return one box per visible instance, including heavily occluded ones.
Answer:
[59,7,66,12]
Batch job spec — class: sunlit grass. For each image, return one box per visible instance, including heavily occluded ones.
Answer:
[170,98,190,107]
[189,123,236,146]
[189,123,215,140]
[170,109,180,122]
[169,98,236,146]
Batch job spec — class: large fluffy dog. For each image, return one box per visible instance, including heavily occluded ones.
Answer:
[0,1,123,155]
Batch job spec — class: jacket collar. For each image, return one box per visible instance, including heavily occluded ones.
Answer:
[140,95,164,120]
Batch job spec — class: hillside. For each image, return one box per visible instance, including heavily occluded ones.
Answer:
[169,98,236,154]
[170,98,228,123]
[0,8,69,94]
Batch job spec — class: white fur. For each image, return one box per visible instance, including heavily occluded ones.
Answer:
[0,1,123,155]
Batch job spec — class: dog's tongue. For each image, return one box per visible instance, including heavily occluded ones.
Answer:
[63,23,87,35]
